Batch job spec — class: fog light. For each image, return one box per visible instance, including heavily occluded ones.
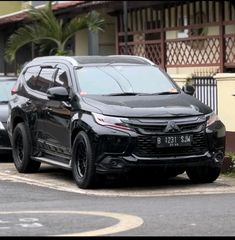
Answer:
[111,160,118,166]
[214,152,224,163]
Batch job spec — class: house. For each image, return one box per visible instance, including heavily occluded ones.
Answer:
[0,1,116,74]
[0,0,235,152]
[1,1,234,73]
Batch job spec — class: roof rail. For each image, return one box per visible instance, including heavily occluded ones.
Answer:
[108,55,155,66]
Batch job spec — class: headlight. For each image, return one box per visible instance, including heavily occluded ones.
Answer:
[92,113,131,131]
[206,112,220,127]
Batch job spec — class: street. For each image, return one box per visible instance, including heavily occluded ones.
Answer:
[0,157,235,236]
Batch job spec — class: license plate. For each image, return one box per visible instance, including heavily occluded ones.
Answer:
[156,135,192,148]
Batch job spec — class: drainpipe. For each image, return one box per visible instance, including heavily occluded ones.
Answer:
[31,42,35,60]
[3,34,7,75]
[123,1,128,54]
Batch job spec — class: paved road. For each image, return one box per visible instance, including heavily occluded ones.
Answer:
[1,157,235,236]
[1,160,235,197]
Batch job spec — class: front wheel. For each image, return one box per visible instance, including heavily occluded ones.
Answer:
[72,131,97,189]
[186,166,221,183]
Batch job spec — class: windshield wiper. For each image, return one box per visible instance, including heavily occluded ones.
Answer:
[104,92,140,96]
[150,91,179,95]
[0,101,9,104]
[104,91,179,96]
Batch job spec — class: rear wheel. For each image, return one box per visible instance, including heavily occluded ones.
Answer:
[186,166,221,183]
[72,131,97,189]
[12,123,41,173]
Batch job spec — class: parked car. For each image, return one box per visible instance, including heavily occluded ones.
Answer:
[7,56,226,189]
[0,76,17,155]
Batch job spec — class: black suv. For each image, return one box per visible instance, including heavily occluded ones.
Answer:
[7,55,226,189]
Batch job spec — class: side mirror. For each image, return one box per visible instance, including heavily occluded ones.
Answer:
[47,86,70,101]
[182,85,195,96]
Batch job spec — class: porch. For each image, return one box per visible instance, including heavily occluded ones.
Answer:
[116,1,235,74]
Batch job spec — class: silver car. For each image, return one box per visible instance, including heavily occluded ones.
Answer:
[0,76,17,155]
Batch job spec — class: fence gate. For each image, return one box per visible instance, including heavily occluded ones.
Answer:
[192,75,218,114]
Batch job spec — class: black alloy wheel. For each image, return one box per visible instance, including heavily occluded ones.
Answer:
[15,133,24,163]
[12,123,41,173]
[72,131,97,189]
[76,140,87,177]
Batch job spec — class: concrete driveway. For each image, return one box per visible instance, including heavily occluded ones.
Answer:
[1,160,235,197]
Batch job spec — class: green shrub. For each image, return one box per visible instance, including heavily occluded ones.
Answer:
[222,152,235,174]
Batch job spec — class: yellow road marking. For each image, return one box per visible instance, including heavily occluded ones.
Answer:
[1,171,235,197]
[0,211,144,236]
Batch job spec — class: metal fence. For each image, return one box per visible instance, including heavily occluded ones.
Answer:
[192,76,218,113]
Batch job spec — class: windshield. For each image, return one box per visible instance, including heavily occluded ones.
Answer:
[75,65,178,96]
[0,80,15,102]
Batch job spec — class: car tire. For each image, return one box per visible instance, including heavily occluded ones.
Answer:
[186,166,221,183]
[12,123,41,173]
[72,131,97,189]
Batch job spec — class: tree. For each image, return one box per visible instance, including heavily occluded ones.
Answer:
[4,2,104,63]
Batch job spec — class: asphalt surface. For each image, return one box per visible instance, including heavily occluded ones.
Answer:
[1,160,235,197]
[1,156,235,236]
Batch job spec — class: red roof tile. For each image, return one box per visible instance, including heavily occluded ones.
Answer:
[0,1,87,25]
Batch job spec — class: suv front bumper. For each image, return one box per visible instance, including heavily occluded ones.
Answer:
[91,121,226,174]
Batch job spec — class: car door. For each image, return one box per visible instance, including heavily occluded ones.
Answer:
[21,65,54,150]
[42,63,72,160]
[27,66,58,153]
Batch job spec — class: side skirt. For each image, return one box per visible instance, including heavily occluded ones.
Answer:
[31,156,72,170]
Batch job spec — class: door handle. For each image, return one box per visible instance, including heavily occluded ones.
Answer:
[62,102,72,110]
[45,107,52,111]
[25,100,32,106]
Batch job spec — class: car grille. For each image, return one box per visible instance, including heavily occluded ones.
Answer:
[133,132,208,158]
[134,122,206,134]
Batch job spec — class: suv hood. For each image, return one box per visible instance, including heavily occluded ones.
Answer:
[82,93,212,117]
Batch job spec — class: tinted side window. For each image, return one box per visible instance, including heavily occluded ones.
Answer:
[54,69,69,88]
[24,66,41,90]
[24,66,56,93]
[37,68,56,93]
